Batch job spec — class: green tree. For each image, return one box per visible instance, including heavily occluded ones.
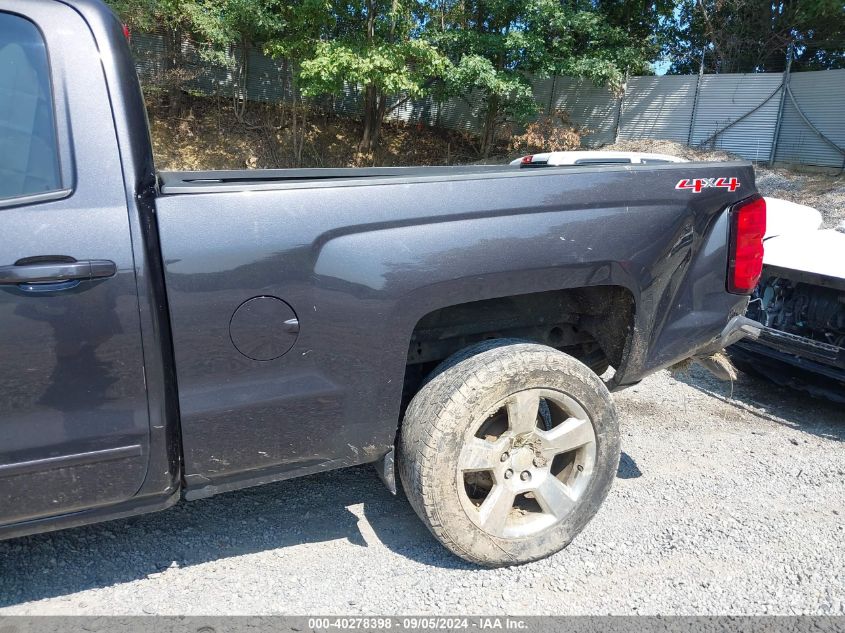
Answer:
[260,0,335,164]
[180,0,280,119]
[666,0,845,74]
[427,0,650,155]
[594,0,676,44]
[106,0,159,31]
[109,0,284,117]
[593,0,677,73]
[280,0,448,152]
[106,0,190,114]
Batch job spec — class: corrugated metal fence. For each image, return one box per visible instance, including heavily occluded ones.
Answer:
[131,31,845,168]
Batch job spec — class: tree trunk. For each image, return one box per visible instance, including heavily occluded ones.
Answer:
[481,93,500,157]
[296,104,306,166]
[291,80,299,163]
[359,84,383,153]
[358,0,383,153]
[233,37,250,122]
[288,60,308,165]
[164,27,184,116]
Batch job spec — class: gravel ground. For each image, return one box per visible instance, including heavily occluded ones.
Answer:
[1,366,842,615]
[605,139,845,228]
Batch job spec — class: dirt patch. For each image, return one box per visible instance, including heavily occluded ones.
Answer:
[754,168,845,228]
[148,93,494,171]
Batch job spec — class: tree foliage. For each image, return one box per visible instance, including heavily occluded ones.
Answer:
[666,0,845,74]
[104,0,845,154]
[423,0,650,154]
[290,0,449,151]
[106,0,652,153]
[181,0,282,118]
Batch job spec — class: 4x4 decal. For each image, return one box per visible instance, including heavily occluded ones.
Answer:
[675,177,740,193]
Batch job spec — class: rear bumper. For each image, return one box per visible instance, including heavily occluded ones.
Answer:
[695,315,763,357]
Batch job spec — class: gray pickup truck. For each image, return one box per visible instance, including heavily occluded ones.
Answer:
[0,0,766,566]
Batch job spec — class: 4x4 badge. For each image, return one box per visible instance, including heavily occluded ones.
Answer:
[676,177,740,193]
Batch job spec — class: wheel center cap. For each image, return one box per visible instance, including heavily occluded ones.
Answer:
[510,447,534,471]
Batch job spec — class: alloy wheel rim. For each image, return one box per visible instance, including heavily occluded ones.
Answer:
[457,388,597,539]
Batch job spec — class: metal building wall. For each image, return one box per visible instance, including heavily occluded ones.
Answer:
[774,69,845,168]
[617,75,697,143]
[131,31,166,81]
[691,73,783,162]
[386,94,437,127]
[548,77,619,146]
[429,91,485,133]
[244,50,293,103]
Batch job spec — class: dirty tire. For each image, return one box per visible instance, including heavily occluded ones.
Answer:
[399,342,620,567]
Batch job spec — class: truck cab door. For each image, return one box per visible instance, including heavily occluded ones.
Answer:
[0,5,150,525]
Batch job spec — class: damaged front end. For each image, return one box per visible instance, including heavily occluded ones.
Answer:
[728,212,845,403]
[730,267,845,403]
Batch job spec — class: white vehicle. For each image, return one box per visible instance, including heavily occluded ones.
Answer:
[510,150,688,167]
[731,199,845,402]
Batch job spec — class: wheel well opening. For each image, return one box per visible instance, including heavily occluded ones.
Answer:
[401,286,634,411]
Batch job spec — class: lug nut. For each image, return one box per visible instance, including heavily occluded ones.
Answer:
[504,469,514,479]
[500,452,509,462]
[520,470,531,481]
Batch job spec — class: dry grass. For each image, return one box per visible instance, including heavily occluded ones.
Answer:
[507,111,582,154]
[148,93,495,171]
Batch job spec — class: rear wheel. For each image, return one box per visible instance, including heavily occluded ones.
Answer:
[399,341,620,566]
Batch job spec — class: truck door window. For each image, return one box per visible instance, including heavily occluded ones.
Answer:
[0,13,61,201]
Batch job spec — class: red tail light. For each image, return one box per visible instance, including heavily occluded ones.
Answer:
[122,24,131,42]
[727,195,766,294]
[521,155,533,165]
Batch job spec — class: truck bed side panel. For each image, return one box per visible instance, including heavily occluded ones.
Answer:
[155,163,754,495]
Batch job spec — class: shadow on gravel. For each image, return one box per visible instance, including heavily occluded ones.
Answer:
[676,364,845,443]
[617,452,642,479]
[0,466,469,608]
